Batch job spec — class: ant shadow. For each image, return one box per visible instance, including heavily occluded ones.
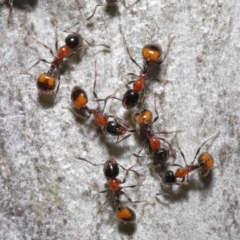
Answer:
[37,94,56,108]
[118,221,136,235]
[105,4,119,17]
[10,0,38,10]
[100,184,137,235]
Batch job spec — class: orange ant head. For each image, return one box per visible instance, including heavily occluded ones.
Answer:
[134,110,152,126]
[71,86,88,108]
[198,152,214,177]
[104,158,119,178]
[142,44,162,62]
[116,206,136,223]
[65,33,83,49]
[37,73,56,94]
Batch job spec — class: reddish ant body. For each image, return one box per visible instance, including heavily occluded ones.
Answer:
[161,131,220,186]
[66,79,135,143]
[116,27,174,110]
[23,27,109,96]
[75,157,148,223]
[133,108,179,166]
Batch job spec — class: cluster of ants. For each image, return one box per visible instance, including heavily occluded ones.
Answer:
[16,1,220,224]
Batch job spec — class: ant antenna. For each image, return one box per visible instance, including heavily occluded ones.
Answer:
[119,25,142,70]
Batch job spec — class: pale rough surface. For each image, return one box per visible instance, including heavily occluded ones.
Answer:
[0,0,239,239]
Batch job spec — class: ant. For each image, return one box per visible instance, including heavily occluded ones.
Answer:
[111,27,174,110]
[87,0,126,20]
[161,131,220,186]
[133,101,181,166]
[22,24,110,96]
[64,64,135,143]
[75,156,149,223]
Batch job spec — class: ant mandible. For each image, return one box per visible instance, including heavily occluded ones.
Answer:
[75,156,148,223]
[22,24,110,96]
[161,131,220,186]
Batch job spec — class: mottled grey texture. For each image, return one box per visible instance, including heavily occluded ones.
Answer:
[0,0,239,239]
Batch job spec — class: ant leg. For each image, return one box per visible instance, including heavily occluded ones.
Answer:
[172,135,189,165]
[158,137,175,158]
[125,80,135,88]
[121,0,127,8]
[7,0,13,26]
[31,37,56,58]
[75,157,105,166]
[154,129,183,135]
[20,59,52,74]
[156,169,175,195]
[133,141,147,158]
[161,35,175,63]
[80,35,110,49]
[150,35,175,75]
[119,163,141,184]
[87,4,105,20]
[119,26,142,70]
[150,99,159,126]
[93,61,98,100]
[96,195,112,215]
[120,191,152,205]
[54,24,59,52]
[113,115,131,128]
[191,130,221,165]
[63,22,80,33]
[116,134,132,144]
[54,71,60,96]
[62,106,90,120]
[92,63,118,111]
[127,73,140,78]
